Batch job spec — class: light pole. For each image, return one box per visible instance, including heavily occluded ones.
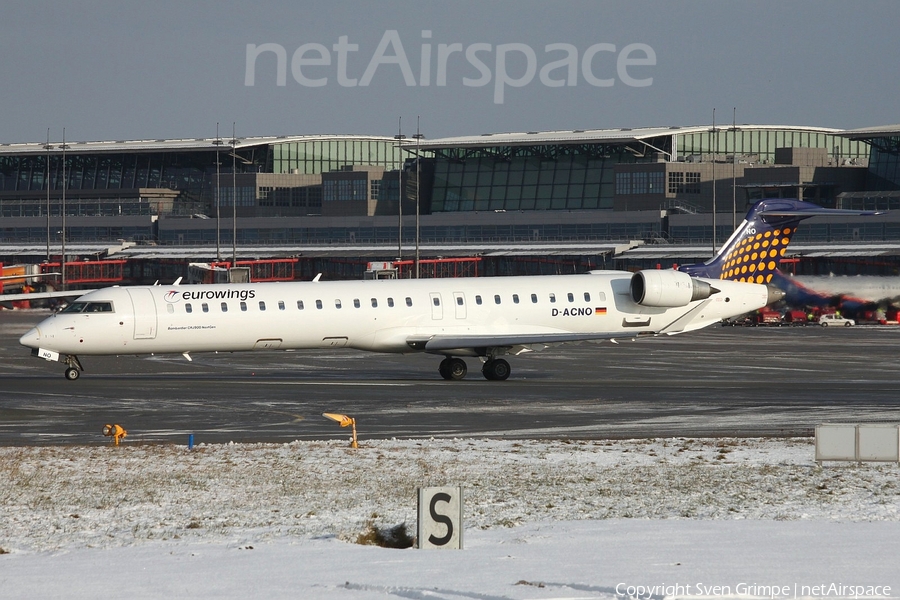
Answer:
[231,122,237,268]
[731,108,737,231]
[711,109,717,254]
[394,118,406,261]
[412,117,424,279]
[60,128,68,290]
[43,129,52,263]
[214,123,223,262]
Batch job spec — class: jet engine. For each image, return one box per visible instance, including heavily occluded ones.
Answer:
[630,270,714,307]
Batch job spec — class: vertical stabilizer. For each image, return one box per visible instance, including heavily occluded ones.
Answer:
[679,199,881,284]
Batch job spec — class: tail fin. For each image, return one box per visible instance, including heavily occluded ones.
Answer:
[678,199,882,284]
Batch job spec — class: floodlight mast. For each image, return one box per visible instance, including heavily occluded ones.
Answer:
[413,117,424,279]
[394,117,406,262]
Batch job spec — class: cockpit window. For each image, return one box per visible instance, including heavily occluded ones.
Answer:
[62,301,114,313]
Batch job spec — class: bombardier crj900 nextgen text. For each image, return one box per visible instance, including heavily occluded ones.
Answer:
[20,199,869,382]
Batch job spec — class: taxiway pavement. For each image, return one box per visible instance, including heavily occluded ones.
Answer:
[1,310,898,444]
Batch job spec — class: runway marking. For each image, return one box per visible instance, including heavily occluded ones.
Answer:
[259,381,418,387]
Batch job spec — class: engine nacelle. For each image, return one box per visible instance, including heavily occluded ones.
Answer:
[630,270,714,307]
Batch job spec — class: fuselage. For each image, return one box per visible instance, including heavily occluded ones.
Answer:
[19,272,769,359]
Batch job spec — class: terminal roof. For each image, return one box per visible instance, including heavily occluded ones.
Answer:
[416,125,844,149]
[841,125,900,140]
[0,135,398,156]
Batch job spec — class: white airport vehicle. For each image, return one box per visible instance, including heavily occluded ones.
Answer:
[19,271,775,381]
[818,313,855,327]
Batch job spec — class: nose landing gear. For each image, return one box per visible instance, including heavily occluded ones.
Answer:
[63,355,83,381]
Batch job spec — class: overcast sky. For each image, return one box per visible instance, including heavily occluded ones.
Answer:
[2,0,897,144]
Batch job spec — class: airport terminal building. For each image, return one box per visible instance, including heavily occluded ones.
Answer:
[1,124,899,280]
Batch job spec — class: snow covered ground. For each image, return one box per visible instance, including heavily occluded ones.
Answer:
[2,437,898,598]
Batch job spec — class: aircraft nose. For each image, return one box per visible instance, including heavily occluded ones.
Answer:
[19,326,41,348]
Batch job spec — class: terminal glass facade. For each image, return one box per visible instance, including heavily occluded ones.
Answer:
[270,139,403,175]
[0,151,216,195]
[675,129,869,163]
[866,138,900,190]
[429,146,640,212]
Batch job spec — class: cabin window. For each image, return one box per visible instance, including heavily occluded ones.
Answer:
[387,297,394,307]
[567,293,574,302]
[432,297,440,307]
[584,292,591,302]
[240,301,247,312]
[494,294,501,304]
[597,292,606,301]
[354,299,361,308]
[259,301,266,311]
[221,302,228,312]
[456,296,463,306]
[405,297,412,307]
[335,299,342,309]
[549,293,556,303]
[371,298,378,308]
[316,299,323,309]
[185,303,193,313]
[166,304,174,314]
[278,301,285,311]
[475,295,482,305]
[201,303,209,313]
[531,293,538,303]
[297,300,304,310]
[512,294,519,304]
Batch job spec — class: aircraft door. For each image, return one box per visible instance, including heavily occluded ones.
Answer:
[126,288,158,340]
[453,292,466,319]
[429,292,443,320]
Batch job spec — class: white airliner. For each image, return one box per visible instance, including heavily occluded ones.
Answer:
[18,270,776,381]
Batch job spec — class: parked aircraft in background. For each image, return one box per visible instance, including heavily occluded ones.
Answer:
[771,272,900,313]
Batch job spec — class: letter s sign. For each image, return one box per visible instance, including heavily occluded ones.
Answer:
[417,486,463,549]
[428,492,454,546]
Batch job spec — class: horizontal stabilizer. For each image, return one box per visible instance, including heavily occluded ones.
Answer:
[758,208,884,218]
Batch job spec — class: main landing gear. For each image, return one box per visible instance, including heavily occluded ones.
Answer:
[438,357,511,381]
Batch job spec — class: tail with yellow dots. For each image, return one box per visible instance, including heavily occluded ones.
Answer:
[678,199,883,284]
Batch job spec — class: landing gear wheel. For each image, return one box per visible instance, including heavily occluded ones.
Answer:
[65,367,80,381]
[482,359,511,381]
[439,357,452,380]
[445,357,467,380]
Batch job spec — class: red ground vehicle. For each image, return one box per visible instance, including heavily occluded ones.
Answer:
[755,309,783,326]
[783,310,809,326]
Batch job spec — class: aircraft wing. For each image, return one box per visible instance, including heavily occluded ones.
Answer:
[0,289,95,303]
[407,331,642,352]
